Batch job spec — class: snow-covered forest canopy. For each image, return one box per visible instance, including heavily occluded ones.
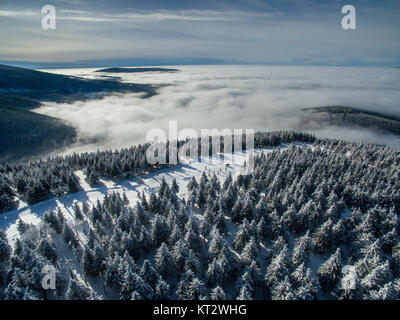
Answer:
[0,131,315,211]
[0,131,399,300]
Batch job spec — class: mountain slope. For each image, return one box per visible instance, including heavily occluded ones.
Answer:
[0,106,76,163]
[0,136,399,300]
[0,64,158,163]
[301,106,400,136]
[0,64,156,102]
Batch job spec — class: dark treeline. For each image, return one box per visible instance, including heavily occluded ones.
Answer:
[302,106,400,136]
[0,131,315,212]
[0,137,399,300]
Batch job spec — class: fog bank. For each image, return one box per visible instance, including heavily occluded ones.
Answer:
[36,65,400,154]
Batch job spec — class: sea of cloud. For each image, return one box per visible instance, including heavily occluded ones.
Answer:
[36,65,400,154]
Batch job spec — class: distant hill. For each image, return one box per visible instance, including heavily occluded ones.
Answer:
[0,106,76,163]
[95,67,179,73]
[0,94,41,110]
[0,64,157,103]
[0,64,157,163]
[301,106,400,135]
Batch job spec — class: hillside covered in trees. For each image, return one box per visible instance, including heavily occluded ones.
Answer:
[0,131,399,300]
[0,106,77,164]
[0,64,156,102]
[0,64,157,163]
[0,131,314,212]
[301,106,400,136]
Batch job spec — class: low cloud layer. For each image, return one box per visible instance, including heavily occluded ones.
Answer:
[36,65,400,155]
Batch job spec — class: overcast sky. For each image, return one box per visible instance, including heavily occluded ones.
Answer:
[0,0,399,67]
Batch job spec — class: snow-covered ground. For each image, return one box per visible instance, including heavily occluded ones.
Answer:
[0,145,301,244]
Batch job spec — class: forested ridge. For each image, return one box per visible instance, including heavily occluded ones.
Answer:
[301,106,400,135]
[0,131,314,212]
[0,106,77,164]
[0,131,399,300]
[0,64,157,163]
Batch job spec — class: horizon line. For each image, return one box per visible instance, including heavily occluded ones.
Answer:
[1,60,398,70]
